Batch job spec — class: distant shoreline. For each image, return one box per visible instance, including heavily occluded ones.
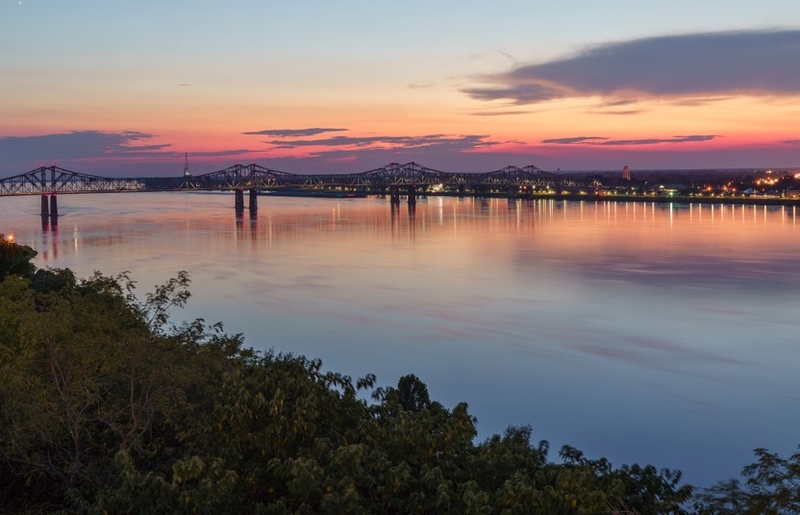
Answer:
[373,191,800,207]
[254,188,800,206]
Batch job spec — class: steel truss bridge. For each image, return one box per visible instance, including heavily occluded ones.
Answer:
[0,162,588,197]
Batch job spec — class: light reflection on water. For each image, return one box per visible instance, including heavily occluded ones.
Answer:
[3,192,800,487]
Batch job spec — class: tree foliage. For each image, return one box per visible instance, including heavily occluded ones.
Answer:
[694,447,800,514]
[0,250,711,513]
[0,234,37,281]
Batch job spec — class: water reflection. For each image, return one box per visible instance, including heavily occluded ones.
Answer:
[2,192,800,487]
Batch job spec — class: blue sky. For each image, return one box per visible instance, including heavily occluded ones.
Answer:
[1,0,800,176]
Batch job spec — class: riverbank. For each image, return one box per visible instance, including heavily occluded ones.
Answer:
[256,188,799,206]
[424,191,800,207]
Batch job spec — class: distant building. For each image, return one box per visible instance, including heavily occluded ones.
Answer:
[656,183,689,197]
[785,186,800,198]
[622,165,631,181]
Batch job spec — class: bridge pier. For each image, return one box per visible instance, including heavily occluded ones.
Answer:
[390,185,400,205]
[234,188,245,215]
[408,185,417,205]
[506,185,517,198]
[49,194,58,218]
[248,188,258,213]
[41,194,49,218]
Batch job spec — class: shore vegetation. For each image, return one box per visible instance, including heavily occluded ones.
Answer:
[0,234,796,514]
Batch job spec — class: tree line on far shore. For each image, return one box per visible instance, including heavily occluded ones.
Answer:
[1,233,798,514]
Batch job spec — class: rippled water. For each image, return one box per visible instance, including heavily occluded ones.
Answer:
[3,192,800,487]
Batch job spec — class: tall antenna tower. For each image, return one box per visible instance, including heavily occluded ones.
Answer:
[183,152,192,177]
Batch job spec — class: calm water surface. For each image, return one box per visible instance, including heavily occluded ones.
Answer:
[3,192,800,487]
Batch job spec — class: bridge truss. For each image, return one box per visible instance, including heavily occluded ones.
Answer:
[0,166,144,195]
[0,162,587,196]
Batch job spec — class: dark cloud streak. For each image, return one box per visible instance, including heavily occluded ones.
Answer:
[543,135,719,146]
[263,134,514,173]
[265,134,500,151]
[0,131,264,175]
[243,128,348,137]
[464,30,800,105]
[0,131,169,163]
[593,110,641,115]
[470,109,535,117]
[543,136,608,145]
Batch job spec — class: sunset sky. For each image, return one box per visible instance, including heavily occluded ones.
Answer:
[1,0,800,176]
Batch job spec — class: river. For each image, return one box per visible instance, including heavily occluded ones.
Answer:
[3,191,800,487]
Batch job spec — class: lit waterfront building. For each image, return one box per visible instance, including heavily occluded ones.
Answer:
[622,165,631,181]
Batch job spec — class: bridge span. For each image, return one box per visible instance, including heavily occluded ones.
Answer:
[0,161,589,220]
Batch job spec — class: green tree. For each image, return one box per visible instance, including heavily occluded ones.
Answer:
[396,374,432,412]
[0,269,246,511]
[694,447,800,514]
[1,266,700,514]
[0,234,36,281]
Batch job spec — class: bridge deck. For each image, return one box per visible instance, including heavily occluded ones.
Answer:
[0,162,585,196]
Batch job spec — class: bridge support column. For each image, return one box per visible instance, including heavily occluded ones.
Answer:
[234,189,244,215]
[49,194,58,219]
[408,185,417,205]
[41,194,49,218]
[390,186,400,205]
[248,189,258,213]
